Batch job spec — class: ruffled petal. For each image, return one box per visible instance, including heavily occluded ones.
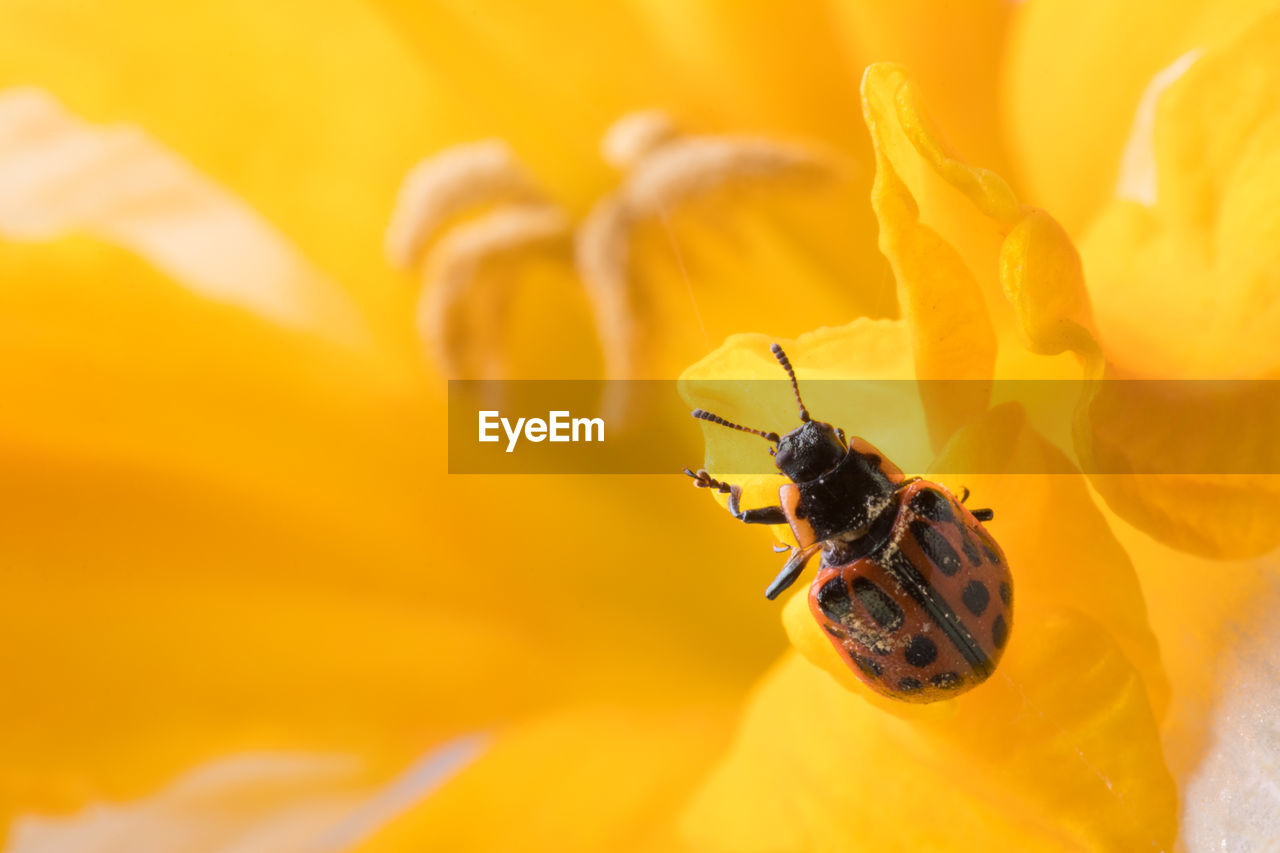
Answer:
[861,58,1280,559]
[1079,9,1280,377]
[998,208,1099,361]
[862,64,999,446]
[1064,11,1280,557]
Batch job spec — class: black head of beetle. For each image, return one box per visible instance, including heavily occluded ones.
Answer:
[773,419,847,482]
[691,343,849,484]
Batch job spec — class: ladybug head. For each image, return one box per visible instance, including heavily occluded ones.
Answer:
[690,343,849,483]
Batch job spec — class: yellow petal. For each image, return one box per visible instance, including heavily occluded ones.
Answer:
[597,168,894,381]
[1103,510,1276,782]
[1080,9,1280,377]
[374,0,870,186]
[828,0,1014,175]
[1063,11,1280,557]
[1003,0,1276,233]
[679,64,1021,468]
[859,63,1101,375]
[376,1,905,384]
[998,208,1100,362]
[862,60,1280,559]
[352,707,732,853]
[862,63,1003,446]
[0,88,369,348]
[0,240,778,821]
[862,63,1019,317]
[680,641,1176,852]
[1079,387,1280,559]
[0,0,445,339]
[865,65,1020,227]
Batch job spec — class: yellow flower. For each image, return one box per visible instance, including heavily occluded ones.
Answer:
[1,1,1277,852]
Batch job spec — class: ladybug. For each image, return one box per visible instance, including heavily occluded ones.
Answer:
[684,343,1011,703]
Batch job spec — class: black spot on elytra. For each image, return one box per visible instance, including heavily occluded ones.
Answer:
[909,489,955,524]
[992,613,1008,649]
[961,580,990,617]
[973,526,1002,564]
[909,520,961,576]
[852,655,883,678]
[816,577,854,621]
[930,672,963,689]
[823,624,845,640]
[904,635,938,668]
[958,529,983,566]
[850,577,904,631]
[881,551,992,676]
[1000,581,1012,606]
[897,677,922,692]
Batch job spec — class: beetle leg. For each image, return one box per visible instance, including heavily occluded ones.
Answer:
[954,486,994,520]
[727,484,788,524]
[684,469,787,524]
[683,467,731,493]
[765,543,824,600]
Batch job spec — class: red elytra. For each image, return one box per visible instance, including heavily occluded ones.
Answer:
[685,343,1011,703]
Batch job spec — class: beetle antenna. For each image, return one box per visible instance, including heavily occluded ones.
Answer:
[691,409,780,443]
[770,343,810,422]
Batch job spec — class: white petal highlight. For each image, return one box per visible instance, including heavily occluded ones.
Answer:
[0,87,364,342]
[1181,579,1280,852]
[5,737,488,853]
[1115,49,1203,207]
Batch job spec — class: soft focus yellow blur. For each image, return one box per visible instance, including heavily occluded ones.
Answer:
[0,1,1277,852]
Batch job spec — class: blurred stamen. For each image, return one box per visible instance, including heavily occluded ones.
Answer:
[577,111,828,389]
[386,141,569,380]
[601,109,679,169]
[420,203,570,379]
[388,114,829,402]
[385,140,540,269]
